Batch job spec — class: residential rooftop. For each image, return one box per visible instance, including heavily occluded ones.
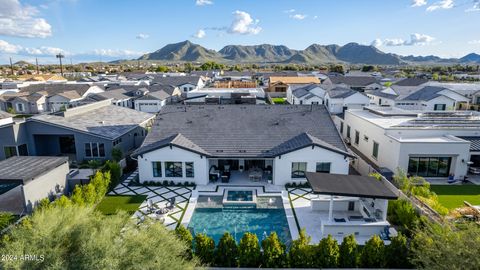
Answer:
[0,156,68,184]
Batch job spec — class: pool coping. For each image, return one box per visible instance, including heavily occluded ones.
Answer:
[181,185,299,242]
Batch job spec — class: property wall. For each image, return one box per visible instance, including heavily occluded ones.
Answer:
[22,161,69,212]
[273,146,350,186]
[138,145,209,185]
[0,185,25,214]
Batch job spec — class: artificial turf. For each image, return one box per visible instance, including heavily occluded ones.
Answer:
[430,185,480,210]
[96,195,147,215]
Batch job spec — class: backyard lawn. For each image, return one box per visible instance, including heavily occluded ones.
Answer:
[96,195,147,215]
[430,185,480,210]
[271,97,286,104]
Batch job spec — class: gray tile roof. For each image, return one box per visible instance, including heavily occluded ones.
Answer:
[0,156,68,184]
[133,105,350,158]
[20,83,94,96]
[137,90,170,101]
[93,89,131,101]
[458,136,480,151]
[368,90,398,99]
[291,84,323,98]
[151,75,201,86]
[30,105,154,139]
[329,76,379,87]
[394,78,429,87]
[0,110,13,120]
[401,86,447,101]
[327,87,357,98]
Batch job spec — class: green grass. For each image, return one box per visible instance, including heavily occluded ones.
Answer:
[96,195,147,215]
[430,185,480,210]
[271,97,286,104]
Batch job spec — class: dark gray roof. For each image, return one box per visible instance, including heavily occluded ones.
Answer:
[90,89,131,101]
[133,105,350,158]
[327,87,357,98]
[369,90,398,99]
[394,78,429,87]
[137,90,170,101]
[151,75,201,86]
[291,84,323,98]
[329,76,379,87]
[0,156,68,184]
[0,110,13,120]
[458,136,480,151]
[19,83,95,96]
[305,172,398,199]
[402,86,447,101]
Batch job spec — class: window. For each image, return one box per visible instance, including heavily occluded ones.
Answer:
[99,143,105,157]
[186,162,194,178]
[17,144,28,156]
[16,103,24,112]
[316,162,331,173]
[363,135,369,142]
[152,162,162,177]
[165,162,183,177]
[346,125,351,139]
[4,146,17,159]
[354,130,360,145]
[291,162,307,178]
[372,141,379,159]
[92,143,98,157]
[434,104,446,111]
[407,157,451,177]
[85,142,105,158]
[85,143,92,157]
[340,122,344,134]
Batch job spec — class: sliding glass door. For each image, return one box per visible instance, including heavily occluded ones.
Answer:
[407,157,451,177]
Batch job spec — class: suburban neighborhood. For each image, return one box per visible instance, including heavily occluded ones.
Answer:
[0,0,480,269]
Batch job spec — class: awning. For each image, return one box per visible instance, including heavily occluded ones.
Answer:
[305,172,398,200]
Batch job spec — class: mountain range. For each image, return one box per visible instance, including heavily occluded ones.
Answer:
[138,40,480,65]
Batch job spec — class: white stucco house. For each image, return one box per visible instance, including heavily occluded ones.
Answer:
[286,84,326,105]
[134,91,170,113]
[324,87,370,114]
[132,105,353,186]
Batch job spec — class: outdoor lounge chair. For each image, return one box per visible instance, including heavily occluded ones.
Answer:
[167,197,176,210]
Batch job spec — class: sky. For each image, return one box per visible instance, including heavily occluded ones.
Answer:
[0,0,479,64]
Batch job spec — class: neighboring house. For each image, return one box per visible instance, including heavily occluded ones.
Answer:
[1,93,47,114]
[132,105,353,186]
[287,84,325,105]
[0,111,29,161]
[267,76,321,93]
[89,88,134,108]
[341,107,480,181]
[47,90,84,112]
[329,76,382,92]
[151,76,205,93]
[0,156,68,214]
[368,86,469,111]
[134,91,171,113]
[324,87,370,114]
[183,88,266,105]
[25,100,154,162]
[17,74,67,83]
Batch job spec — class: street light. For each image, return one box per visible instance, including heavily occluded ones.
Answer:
[56,53,64,76]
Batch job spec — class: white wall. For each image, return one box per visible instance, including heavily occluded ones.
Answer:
[273,146,350,186]
[138,146,208,185]
[134,100,166,113]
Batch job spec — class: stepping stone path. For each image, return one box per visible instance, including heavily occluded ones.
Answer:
[109,170,194,230]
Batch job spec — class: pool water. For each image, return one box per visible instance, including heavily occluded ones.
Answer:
[226,190,253,202]
[188,206,292,245]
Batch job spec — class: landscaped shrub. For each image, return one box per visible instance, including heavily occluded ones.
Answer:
[36,198,52,212]
[0,212,16,231]
[70,185,85,206]
[238,232,261,267]
[315,234,339,268]
[82,184,97,205]
[194,233,215,265]
[385,233,412,269]
[287,229,314,268]
[52,195,72,208]
[215,232,238,267]
[360,235,385,268]
[339,234,358,268]
[175,225,193,258]
[111,147,123,162]
[103,161,121,190]
[163,180,169,186]
[261,232,286,268]
[388,199,419,234]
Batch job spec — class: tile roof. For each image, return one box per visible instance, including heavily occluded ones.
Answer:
[458,136,480,151]
[394,78,429,87]
[151,75,202,86]
[20,83,95,96]
[136,90,170,101]
[270,76,320,84]
[401,86,447,101]
[56,90,82,100]
[368,90,398,99]
[29,104,154,139]
[133,105,350,158]
[0,156,68,184]
[327,87,357,98]
[329,76,379,87]
[0,110,13,120]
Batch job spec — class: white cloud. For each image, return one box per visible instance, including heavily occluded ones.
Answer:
[228,11,261,35]
[0,39,22,53]
[411,0,427,7]
[195,0,213,6]
[136,33,149,39]
[193,29,206,38]
[0,39,69,56]
[469,40,480,44]
[426,0,454,11]
[0,0,52,38]
[372,33,435,47]
[290,14,307,20]
[466,0,480,11]
[92,49,144,58]
[283,9,295,13]
[313,15,318,19]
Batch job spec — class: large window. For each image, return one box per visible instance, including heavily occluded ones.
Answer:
[354,130,360,145]
[340,122,344,134]
[165,162,183,177]
[372,141,379,159]
[152,162,162,177]
[346,125,351,139]
[291,162,307,178]
[84,143,105,158]
[186,162,194,178]
[4,146,17,159]
[434,104,446,111]
[408,157,451,177]
[316,162,331,173]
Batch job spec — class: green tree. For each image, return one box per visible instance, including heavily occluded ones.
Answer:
[215,232,238,267]
[0,206,198,269]
[339,234,358,268]
[156,66,169,73]
[70,185,85,206]
[261,232,286,268]
[388,199,419,234]
[90,171,111,202]
[288,228,314,268]
[315,234,339,268]
[194,233,215,265]
[87,159,102,174]
[385,233,412,268]
[238,232,261,267]
[175,225,193,257]
[360,235,385,268]
[82,184,97,205]
[111,147,123,162]
[102,161,120,190]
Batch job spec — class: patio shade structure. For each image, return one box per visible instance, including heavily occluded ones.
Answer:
[305,172,398,221]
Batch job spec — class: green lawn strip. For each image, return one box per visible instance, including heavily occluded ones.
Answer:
[287,191,301,232]
[175,200,190,229]
[96,195,148,215]
[430,185,480,210]
[289,188,312,202]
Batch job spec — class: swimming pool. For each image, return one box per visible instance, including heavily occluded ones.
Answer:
[188,196,292,245]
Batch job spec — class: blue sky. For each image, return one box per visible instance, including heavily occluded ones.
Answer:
[0,0,479,64]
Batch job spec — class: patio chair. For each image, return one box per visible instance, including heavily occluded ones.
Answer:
[167,197,176,210]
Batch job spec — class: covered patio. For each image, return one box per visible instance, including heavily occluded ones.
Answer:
[208,158,274,184]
